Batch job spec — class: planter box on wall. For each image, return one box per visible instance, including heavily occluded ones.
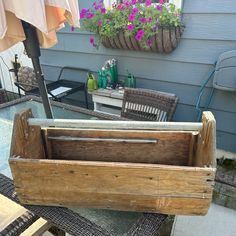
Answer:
[102,27,184,54]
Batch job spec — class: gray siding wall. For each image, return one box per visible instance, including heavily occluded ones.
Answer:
[40,0,236,152]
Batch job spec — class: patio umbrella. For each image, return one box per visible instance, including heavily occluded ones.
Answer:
[0,0,80,118]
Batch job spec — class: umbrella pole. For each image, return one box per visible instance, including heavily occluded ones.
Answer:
[21,21,53,119]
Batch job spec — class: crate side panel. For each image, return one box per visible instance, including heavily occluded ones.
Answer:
[9,159,215,215]
[48,130,192,166]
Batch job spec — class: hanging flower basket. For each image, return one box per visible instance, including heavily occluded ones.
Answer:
[101,26,184,53]
[80,1,184,54]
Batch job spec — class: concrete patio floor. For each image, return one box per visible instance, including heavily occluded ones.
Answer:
[171,203,236,236]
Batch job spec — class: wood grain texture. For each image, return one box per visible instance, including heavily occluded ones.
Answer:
[46,129,192,165]
[188,132,198,166]
[20,218,52,236]
[10,109,45,159]
[41,129,52,159]
[9,158,215,215]
[0,194,27,231]
[20,192,211,216]
[194,112,216,168]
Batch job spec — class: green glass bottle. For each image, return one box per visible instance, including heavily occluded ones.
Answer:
[97,70,103,89]
[124,70,136,88]
[92,74,97,90]
[130,74,136,88]
[124,71,131,88]
[87,72,94,92]
[102,74,108,88]
[111,59,118,85]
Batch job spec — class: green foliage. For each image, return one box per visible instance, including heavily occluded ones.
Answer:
[81,1,183,49]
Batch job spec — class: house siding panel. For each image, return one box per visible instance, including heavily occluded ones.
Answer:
[40,0,236,152]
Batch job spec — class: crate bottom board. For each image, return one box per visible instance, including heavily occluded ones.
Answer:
[16,191,211,216]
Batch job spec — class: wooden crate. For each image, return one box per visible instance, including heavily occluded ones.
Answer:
[9,109,216,215]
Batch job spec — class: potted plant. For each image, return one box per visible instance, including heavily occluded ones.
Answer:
[80,0,184,53]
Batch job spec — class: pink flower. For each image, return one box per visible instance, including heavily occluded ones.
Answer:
[135,30,145,41]
[100,8,106,13]
[135,34,143,41]
[86,13,94,19]
[80,13,85,19]
[146,38,153,46]
[127,24,135,31]
[147,17,152,22]
[128,13,135,21]
[89,37,95,44]
[80,8,89,19]
[123,0,130,7]
[132,7,139,14]
[117,3,124,10]
[81,9,89,14]
[146,0,152,7]
[156,5,162,11]
[140,17,147,23]
[93,1,103,10]
[160,0,164,4]
[89,37,96,48]
[131,0,137,4]
[137,29,144,36]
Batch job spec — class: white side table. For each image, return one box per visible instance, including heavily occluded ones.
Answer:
[89,89,124,116]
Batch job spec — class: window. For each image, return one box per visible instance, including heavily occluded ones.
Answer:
[103,0,183,9]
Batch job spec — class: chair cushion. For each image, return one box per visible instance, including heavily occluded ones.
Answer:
[18,66,37,91]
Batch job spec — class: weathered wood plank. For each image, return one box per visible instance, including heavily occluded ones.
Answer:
[188,132,198,166]
[9,158,215,215]
[10,109,45,159]
[47,130,192,165]
[20,218,52,236]
[47,129,193,165]
[0,194,27,231]
[19,193,211,216]
[194,112,216,168]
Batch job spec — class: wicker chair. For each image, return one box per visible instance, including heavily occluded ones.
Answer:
[0,89,9,104]
[121,88,179,121]
[15,66,38,92]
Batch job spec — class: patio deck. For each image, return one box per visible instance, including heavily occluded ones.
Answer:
[172,203,236,236]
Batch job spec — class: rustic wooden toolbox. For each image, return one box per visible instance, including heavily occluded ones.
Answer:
[9,109,216,215]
